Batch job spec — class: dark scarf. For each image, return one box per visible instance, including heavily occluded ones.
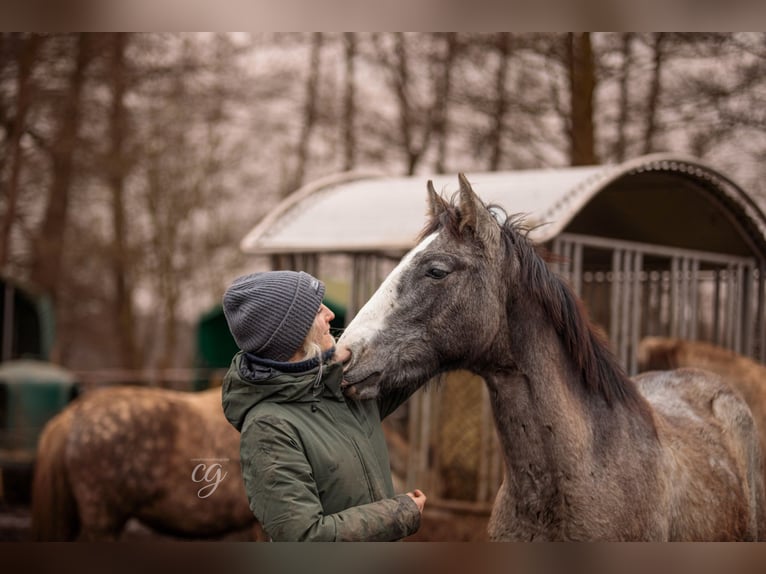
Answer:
[245,347,336,374]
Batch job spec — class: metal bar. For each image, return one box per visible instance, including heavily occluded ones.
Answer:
[572,241,583,296]
[713,269,721,345]
[742,264,754,357]
[734,263,744,354]
[406,390,422,490]
[476,387,492,503]
[419,385,432,493]
[560,232,755,267]
[629,252,643,375]
[759,261,766,363]
[689,259,699,340]
[489,424,503,498]
[610,250,623,350]
[670,258,680,338]
[620,251,633,369]
[679,258,689,339]
[726,265,736,349]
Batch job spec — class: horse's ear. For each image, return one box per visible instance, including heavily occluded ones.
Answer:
[427,180,448,221]
[457,173,500,249]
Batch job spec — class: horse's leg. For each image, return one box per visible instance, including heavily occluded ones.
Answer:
[710,382,765,541]
[75,505,129,541]
[70,483,130,541]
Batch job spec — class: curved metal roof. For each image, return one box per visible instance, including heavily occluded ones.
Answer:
[240,153,766,259]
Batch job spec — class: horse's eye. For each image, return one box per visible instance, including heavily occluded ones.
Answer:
[426,267,449,279]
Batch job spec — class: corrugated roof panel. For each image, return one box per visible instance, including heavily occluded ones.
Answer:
[240,154,766,256]
[241,166,605,254]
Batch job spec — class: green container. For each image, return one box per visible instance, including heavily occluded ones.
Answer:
[0,359,76,466]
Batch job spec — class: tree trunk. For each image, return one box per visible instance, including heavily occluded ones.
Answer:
[30,34,94,362]
[0,34,42,270]
[394,34,419,175]
[342,32,357,172]
[487,33,512,171]
[289,32,323,196]
[30,34,93,301]
[433,32,457,174]
[108,33,141,370]
[643,33,666,154]
[566,33,598,166]
[614,33,633,162]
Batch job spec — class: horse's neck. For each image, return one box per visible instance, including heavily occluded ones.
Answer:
[481,305,618,517]
[484,316,593,470]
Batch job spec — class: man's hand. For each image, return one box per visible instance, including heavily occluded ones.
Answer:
[406,489,427,514]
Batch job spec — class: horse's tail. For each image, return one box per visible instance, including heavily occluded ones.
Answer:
[31,408,80,541]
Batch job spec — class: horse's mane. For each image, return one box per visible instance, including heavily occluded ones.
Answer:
[506,219,651,418]
[422,198,653,420]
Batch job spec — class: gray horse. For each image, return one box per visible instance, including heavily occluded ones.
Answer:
[339,174,765,541]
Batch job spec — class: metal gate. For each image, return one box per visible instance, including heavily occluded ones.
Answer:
[552,232,766,374]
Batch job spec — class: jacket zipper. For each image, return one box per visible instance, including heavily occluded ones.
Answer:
[349,437,376,501]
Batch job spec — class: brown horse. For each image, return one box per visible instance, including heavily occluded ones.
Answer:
[339,174,766,541]
[639,336,766,497]
[31,385,257,541]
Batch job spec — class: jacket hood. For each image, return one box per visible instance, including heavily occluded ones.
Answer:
[222,351,344,431]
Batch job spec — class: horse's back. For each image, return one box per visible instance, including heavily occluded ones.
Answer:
[56,386,253,539]
[634,367,765,540]
[640,337,766,483]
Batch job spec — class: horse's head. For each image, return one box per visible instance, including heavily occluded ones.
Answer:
[340,174,511,400]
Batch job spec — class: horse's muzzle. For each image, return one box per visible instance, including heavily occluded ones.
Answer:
[340,371,382,400]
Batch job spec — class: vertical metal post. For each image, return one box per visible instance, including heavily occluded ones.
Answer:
[734,263,744,354]
[742,264,753,357]
[610,250,623,351]
[2,282,13,362]
[620,251,633,368]
[726,265,736,349]
[477,387,492,503]
[406,390,422,490]
[670,258,679,338]
[712,268,721,345]
[689,258,699,340]
[629,252,643,375]
[572,241,583,296]
[759,261,766,363]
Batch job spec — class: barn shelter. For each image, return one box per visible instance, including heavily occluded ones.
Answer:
[243,153,766,369]
[239,153,766,516]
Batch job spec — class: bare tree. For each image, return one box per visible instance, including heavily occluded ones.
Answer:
[566,32,598,166]
[342,32,357,172]
[642,33,666,154]
[371,33,443,175]
[0,33,44,270]
[29,35,94,305]
[614,33,634,162]
[107,33,141,370]
[487,33,512,171]
[432,32,459,174]
[288,32,323,195]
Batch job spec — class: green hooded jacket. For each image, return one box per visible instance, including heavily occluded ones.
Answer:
[221,350,421,541]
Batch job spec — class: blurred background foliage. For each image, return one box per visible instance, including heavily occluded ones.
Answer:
[0,32,764,371]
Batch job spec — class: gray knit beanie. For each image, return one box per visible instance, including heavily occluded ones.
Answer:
[222,271,326,361]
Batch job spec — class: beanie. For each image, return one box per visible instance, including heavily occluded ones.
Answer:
[222,270,326,361]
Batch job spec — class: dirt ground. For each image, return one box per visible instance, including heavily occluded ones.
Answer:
[1,502,489,542]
